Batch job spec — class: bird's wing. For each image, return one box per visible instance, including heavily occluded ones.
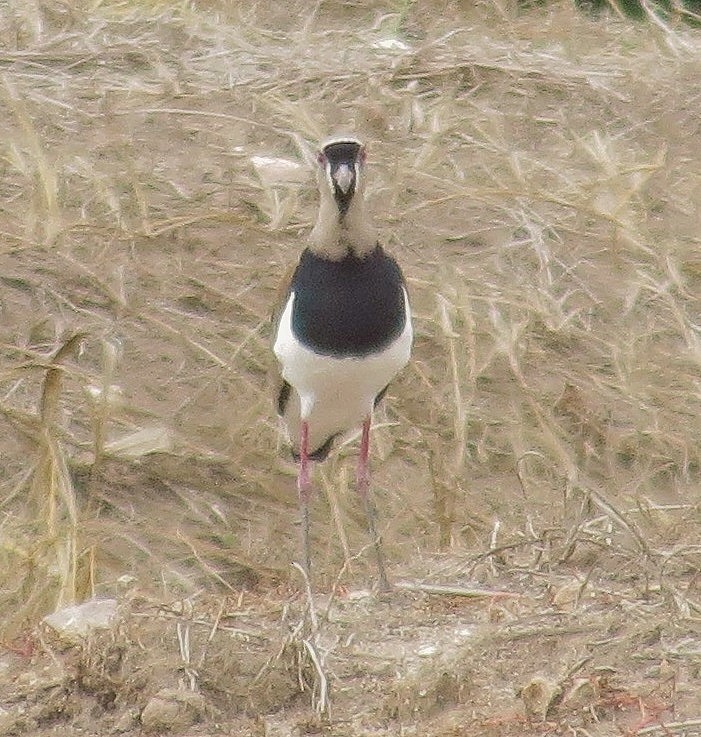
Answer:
[270,262,296,342]
[269,262,297,416]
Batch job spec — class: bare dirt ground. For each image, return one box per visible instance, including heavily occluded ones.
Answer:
[1,1,701,735]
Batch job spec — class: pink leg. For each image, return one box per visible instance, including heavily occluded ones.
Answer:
[356,417,372,497]
[298,420,312,502]
[298,420,312,575]
[356,416,390,591]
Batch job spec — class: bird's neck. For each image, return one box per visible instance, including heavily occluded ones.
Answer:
[309,196,377,261]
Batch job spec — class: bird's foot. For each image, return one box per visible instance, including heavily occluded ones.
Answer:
[297,461,313,503]
[356,465,371,499]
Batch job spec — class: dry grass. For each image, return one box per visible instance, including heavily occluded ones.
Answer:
[1,0,701,733]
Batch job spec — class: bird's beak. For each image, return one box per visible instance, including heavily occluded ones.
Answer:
[318,139,363,216]
[332,163,355,195]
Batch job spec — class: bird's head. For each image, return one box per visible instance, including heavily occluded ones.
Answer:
[316,137,367,219]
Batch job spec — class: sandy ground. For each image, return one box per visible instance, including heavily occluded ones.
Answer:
[1,0,700,734]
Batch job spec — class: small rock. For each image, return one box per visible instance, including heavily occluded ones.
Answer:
[562,677,599,710]
[140,689,206,733]
[520,675,561,721]
[416,644,439,657]
[346,589,372,601]
[43,598,119,642]
[552,580,582,611]
[112,708,139,733]
[372,38,412,51]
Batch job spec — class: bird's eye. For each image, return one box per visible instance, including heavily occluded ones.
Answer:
[316,151,327,167]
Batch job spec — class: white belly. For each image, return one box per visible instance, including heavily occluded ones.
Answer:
[274,289,412,454]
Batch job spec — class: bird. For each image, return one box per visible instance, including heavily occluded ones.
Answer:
[272,136,413,591]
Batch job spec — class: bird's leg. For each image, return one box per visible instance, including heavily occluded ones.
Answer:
[297,420,313,577]
[357,416,390,592]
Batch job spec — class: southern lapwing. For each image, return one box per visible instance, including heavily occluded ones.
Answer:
[272,136,413,591]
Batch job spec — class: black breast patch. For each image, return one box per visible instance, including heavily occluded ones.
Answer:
[290,246,407,357]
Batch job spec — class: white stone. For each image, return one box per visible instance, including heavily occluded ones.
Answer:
[43,598,119,640]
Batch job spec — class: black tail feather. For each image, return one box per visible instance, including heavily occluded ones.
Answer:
[291,433,339,463]
[276,380,292,416]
